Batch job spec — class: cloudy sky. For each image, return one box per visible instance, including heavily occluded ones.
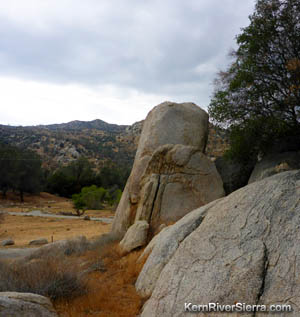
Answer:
[0,0,256,126]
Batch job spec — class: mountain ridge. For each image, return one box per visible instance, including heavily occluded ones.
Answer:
[0,119,227,171]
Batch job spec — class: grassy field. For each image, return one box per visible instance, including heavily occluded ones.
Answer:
[0,192,113,248]
[0,192,146,316]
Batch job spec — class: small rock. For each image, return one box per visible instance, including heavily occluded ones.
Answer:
[0,292,58,316]
[119,220,149,254]
[83,215,90,220]
[29,238,48,246]
[1,239,14,246]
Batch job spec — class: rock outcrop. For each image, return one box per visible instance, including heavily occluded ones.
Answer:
[111,101,224,239]
[139,170,300,317]
[0,292,58,316]
[248,151,300,184]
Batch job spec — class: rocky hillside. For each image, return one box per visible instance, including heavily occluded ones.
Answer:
[0,118,228,170]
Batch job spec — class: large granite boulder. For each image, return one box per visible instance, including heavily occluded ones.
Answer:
[136,199,219,297]
[111,101,224,239]
[135,144,224,230]
[248,151,300,184]
[139,170,300,317]
[0,292,58,317]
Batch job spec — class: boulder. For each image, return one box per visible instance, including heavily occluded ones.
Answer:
[1,239,14,246]
[29,238,48,246]
[119,220,149,254]
[135,145,224,229]
[112,101,224,238]
[248,151,300,184]
[140,170,300,317]
[0,292,58,317]
[136,199,219,297]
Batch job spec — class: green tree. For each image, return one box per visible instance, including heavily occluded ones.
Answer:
[0,143,19,197]
[46,157,95,197]
[99,164,130,189]
[0,143,42,201]
[72,185,108,212]
[14,150,43,202]
[209,0,300,161]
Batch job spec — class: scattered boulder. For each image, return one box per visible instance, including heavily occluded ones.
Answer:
[29,238,48,246]
[140,170,300,317]
[1,239,14,246]
[119,221,149,254]
[83,215,91,221]
[248,151,300,184]
[112,101,224,239]
[0,292,58,317]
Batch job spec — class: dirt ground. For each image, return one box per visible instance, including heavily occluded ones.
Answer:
[0,192,113,248]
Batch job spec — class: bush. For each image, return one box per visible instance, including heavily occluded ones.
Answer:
[72,185,115,211]
[26,236,90,261]
[0,257,87,301]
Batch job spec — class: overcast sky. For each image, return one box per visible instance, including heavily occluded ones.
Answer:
[0,0,256,126]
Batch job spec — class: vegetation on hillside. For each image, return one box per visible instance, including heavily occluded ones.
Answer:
[209,0,300,162]
[0,120,139,170]
[46,157,129,198]
[0,143,129,203]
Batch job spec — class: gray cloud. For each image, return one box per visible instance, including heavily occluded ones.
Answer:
[0,0,256,110]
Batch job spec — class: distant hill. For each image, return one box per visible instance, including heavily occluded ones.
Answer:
[0,119,228,171]
[34,119,126,133]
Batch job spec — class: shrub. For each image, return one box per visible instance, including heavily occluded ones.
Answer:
[89,232,120,252]
[72,185,109,211]
[26,236,90,261]
[0,257,87,301]
[54,242,145,317]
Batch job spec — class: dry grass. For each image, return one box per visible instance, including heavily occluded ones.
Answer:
[0,191,114,248]
[54,243,147,317]
[0,191,114,218]
[0,214,111,248]
[0,257,87,301]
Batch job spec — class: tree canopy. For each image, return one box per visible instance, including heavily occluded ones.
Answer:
[0,143,42,201]
[46,158,129,198]
[209,0,300,160]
